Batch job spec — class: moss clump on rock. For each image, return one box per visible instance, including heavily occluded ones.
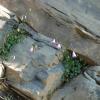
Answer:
[62,50,88,82]
[0,28,28,60]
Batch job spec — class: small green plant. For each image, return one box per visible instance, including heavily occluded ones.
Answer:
[62,50,88,82]
[0,28,28,60]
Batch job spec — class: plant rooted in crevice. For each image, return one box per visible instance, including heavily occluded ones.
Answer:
[0,28,28,60]
[62,50,88,82]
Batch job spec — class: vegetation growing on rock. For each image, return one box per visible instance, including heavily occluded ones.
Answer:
[62,50,88,82]
[0,28,28,60]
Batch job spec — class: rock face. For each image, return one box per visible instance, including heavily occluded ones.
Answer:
[36,0,100,65]
[2,0,100,36]
[0,0,48,33]
[0,1,100,100]
[0,0,100,65]
[37,0,100,37]
[50,66,100,100]
[0,8,64,99]
[50,69,100,100]
[86,66,100,85]
[0,16,63,100]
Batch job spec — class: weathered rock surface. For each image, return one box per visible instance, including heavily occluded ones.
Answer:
[86,66,100,85]
[1,0,100,37]
[50,72,100,100]
[50,66,100,100]
[4,45,63,99]
[0,19,63,100]
[0,0,48,33]
[38,0,100,37]
[0,0,100,65]
[0,1,100,100]
[0,8,64,99]
[36,0,100,65]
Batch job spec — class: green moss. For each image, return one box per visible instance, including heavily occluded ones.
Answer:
[0,28,28,60]
[62,50,88,82]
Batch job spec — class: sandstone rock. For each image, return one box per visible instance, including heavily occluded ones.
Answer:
[50,74,100,100]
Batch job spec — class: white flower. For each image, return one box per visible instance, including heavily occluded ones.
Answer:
[72,51,77,58]
[24,15,27,19]
[30,47,33,52]
[51,38,61,49]
[17,28,20,32]
[13,56,15,60]
[57,44,61,49]
[51,39,56,43]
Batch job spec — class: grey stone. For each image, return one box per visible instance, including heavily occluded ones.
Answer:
[36,69,48,85]
[86,66,100,85]
[40,63,64,96]
[0,1,100,100]
[18,23,63,67]
[3,28,64,99]
[38,0,100,37]
[4,37,38,82]
[5,62,64,100]
[18,23,37,36]
[32,45,62,67]
[1,0,100,65]
[50,74,100,100]
[35,0,100,65]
